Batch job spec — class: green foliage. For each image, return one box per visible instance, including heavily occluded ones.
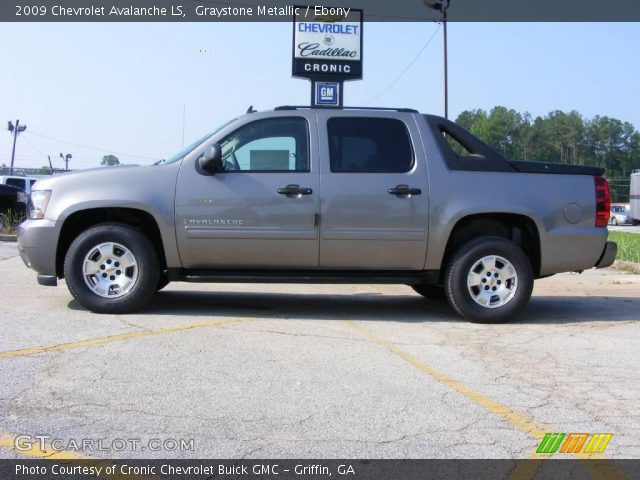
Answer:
[101,155,120,167]
[454,107,640,198]
[608,231,640,264]
[0,209,25,235]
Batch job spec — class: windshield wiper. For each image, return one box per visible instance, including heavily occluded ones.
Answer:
[153,159,166,166]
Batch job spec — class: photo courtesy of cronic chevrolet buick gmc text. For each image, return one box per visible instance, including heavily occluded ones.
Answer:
[17,107,617,323]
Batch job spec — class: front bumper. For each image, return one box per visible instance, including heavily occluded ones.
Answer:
[595,241,617,269]
[17,218,60,279]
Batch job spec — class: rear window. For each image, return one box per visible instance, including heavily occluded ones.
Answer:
[328,117,414,173]
[6,178,26,190]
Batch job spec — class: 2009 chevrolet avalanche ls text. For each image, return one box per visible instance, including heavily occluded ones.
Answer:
[17,107,617,323]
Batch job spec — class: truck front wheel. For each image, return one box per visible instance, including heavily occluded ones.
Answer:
[445,237,533,323]
[64,223,159,313]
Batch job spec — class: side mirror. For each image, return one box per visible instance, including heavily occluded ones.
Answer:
[198,144,222,175]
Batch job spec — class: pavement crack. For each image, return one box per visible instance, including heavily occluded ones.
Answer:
[220,326,363,344]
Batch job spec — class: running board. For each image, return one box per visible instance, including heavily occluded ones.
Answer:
[168,269,440,286]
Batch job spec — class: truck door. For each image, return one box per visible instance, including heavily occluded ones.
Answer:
[316,111,429,270]
[175,113,320,269]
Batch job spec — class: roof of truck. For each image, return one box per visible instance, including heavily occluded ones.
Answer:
[273,106,419,113]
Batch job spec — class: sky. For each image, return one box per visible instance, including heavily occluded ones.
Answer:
[1,22,639,170]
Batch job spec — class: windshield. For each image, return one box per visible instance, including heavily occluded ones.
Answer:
[161,118,237,165]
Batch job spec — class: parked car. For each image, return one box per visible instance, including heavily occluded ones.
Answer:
[18,107,616,323]
[631,170,640,224]
[609,203,633,226]
[0,175,40,195]
[0,183,28,217]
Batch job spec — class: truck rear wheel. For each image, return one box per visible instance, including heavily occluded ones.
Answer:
[64,223,159,313]
[445,237,533,323]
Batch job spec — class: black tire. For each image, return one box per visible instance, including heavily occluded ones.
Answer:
[444,236,533,324]
[412,284,446,300]
[64,223,160,313]
[611,217,618,226]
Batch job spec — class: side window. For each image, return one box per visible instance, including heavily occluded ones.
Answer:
[219,117,309,172]
[328,117,414,173]
[442,130,473,157]
[6,178,26,190]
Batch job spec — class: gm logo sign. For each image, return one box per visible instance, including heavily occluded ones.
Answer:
[315,82,340,106]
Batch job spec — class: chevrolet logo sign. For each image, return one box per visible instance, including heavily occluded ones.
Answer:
[313,14,345,22]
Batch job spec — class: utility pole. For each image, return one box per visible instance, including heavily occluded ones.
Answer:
[60,152,72,171]
[443,8,448,119]
[181,105,186,149]
[47,155,54,175]
[424,0,451,119]
[7,119,27,175]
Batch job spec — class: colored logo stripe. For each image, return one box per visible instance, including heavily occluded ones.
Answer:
[536,433,565,454]
[537,433,613,454]
[560,433,589,453]
[584,433,613,454]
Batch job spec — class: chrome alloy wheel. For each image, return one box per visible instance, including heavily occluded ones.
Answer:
[82,242,138,298]
[466,255,518,309]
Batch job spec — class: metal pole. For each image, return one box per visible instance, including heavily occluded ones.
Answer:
[181,105,186,149]
[9,119,19,175]
[47,155,54,175]
[443,12,448,119]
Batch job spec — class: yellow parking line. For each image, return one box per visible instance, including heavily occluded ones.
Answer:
[344,320,626,480]
[0,433,88,460]
[0,317,247,359]
[345,320,547,437]
[0,432,155,480]
[505,455,543,480]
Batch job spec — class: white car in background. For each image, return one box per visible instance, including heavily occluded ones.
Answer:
[609,203,633,226]
[0,175,40,195]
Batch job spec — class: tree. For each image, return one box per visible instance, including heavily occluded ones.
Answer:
[487,107,526,158]
[101,155,120,167]
[454,107,640,178]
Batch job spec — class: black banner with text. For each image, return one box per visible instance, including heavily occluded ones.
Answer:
[1,459,640,480]
[3,0,640,22]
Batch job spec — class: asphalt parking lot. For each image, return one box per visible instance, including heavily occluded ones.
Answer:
[609,225,640,234]
[0,241,639,460]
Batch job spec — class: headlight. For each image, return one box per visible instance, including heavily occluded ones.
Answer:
[29,190,52,219]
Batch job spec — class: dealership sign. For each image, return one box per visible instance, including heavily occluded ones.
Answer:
[292,7,363,81]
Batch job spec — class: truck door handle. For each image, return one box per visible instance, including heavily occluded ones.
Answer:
[277,184,313,197]
[388,185,422,197]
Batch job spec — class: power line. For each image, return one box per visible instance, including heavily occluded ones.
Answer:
[365,24,441,105]
[25,131,158,160]
[20,135,49,162]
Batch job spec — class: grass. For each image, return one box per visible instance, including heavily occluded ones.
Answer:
[608,231,640,264]
[0,209,25,235]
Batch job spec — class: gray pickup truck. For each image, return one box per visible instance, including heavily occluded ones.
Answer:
[18,107,616,323]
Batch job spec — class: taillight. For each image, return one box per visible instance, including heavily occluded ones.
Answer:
[594,176,611,227]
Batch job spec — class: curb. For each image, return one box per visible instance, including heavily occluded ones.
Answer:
[611,260,640,274]
[0,234,17,242]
